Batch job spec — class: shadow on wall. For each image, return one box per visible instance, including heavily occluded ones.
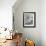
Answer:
[12,0,41,46]
[23,33,41,46]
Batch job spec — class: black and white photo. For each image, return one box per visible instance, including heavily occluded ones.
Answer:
[23,12,36,28]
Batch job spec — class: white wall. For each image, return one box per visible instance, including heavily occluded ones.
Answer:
[41,0,46,46]
[13,0,42,46]
[0,0,16,30]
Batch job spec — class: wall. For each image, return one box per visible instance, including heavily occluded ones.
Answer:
[13,0,42,46]
[0,0,16,30]
[41,0,46,46]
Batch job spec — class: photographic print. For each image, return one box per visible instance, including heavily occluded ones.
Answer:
[23,12,36,28]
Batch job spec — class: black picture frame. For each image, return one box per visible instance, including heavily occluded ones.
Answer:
[23,12,36,28]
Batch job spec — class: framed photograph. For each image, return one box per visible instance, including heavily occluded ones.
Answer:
[23,12,36,28]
